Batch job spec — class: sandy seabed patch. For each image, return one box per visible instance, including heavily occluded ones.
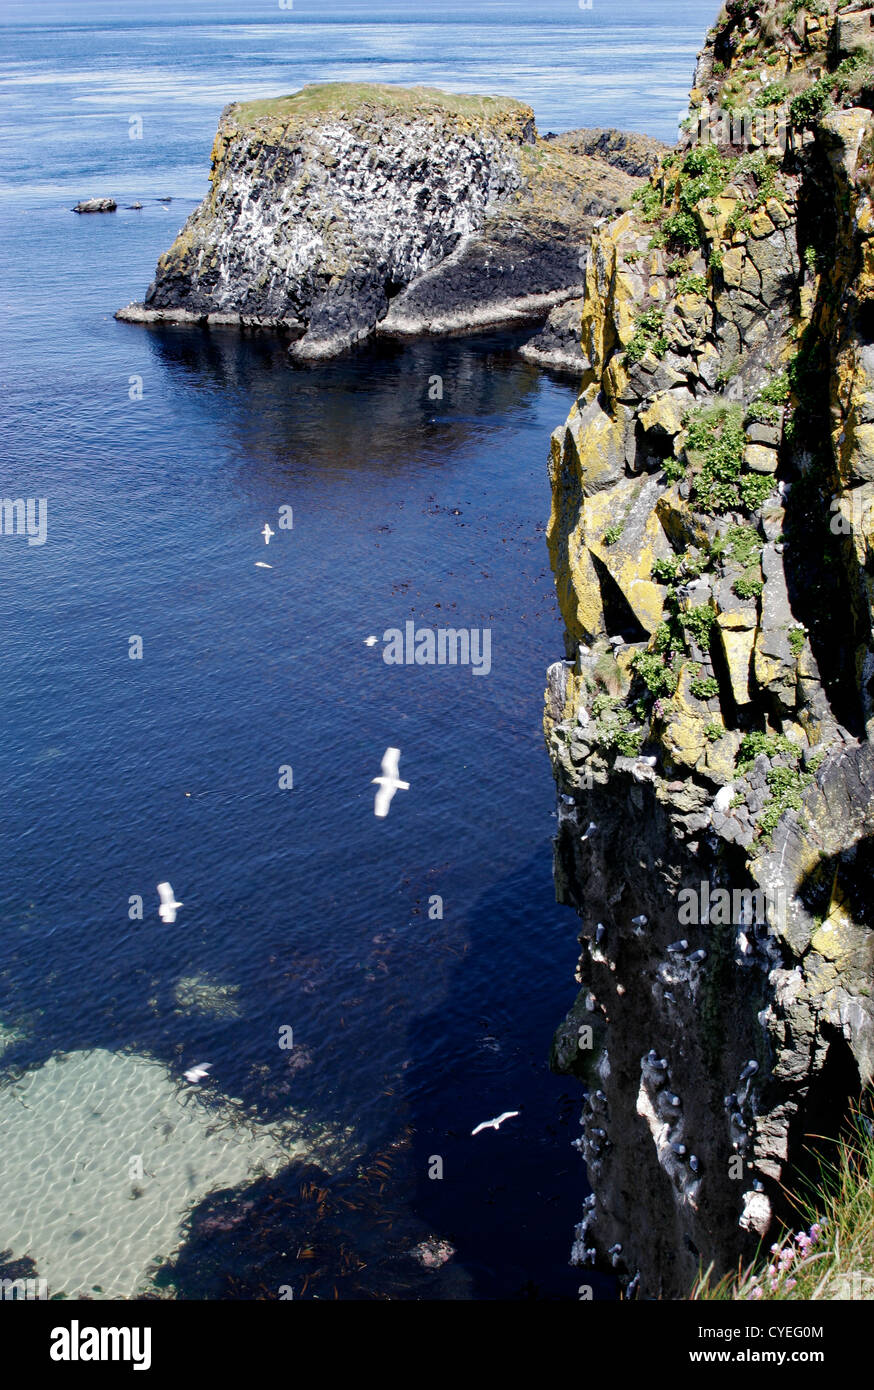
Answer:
[0,1048,352,1299]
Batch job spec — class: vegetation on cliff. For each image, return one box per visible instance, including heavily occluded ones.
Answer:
[231,82,535,128]
[693,1097,874,1299]
[545,0,874,1299]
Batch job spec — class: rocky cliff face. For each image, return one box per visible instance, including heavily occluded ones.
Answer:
[117,84,648,361]
[545,0,874,1298]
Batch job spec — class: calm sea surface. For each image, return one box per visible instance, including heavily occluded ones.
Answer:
[0,0,717,1299]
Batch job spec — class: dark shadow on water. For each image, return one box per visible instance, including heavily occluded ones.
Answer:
[140,322,553,472]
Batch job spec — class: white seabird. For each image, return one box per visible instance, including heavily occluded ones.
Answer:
[157,881,183,924]
[184,1062,211,1084]
[372,747,410,818]
[254,561,272,569]
[713,784,735,814]
[580,822,598,842]
[471,1110,519,1136]
[262,523,274,545]
[363,635,378,646]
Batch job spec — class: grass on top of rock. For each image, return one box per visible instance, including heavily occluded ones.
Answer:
[632,648,679,698]
[631,595,720,704]
[759,763,811,840]
[652,548,708,586]
[625,308,668,363]
[634,549,725,700]
[752,81,789,109]
[690,674,720,700]
[676,271,708,296]
[736,729,801,773]
[669,404,774,516]
[692,1097,874,1301]
[230,83,533,126]
[756,372,791,405]
[588,692,643,757]
[722,522,762,570]
[745,373,790,426]
[732,730,812,845]
[635,144,732,251]
[683,603,718,646]
[739,152,783,207]
[733,575,763,599]
[787,51,874,129]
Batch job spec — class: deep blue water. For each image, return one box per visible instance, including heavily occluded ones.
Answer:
[0,0,718,1299]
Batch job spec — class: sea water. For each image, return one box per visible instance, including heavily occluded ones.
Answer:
[0,0,718,1300]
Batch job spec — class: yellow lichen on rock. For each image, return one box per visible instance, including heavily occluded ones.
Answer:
[660,665,711,772]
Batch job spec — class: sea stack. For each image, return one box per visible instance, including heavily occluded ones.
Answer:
[116,82,660,362]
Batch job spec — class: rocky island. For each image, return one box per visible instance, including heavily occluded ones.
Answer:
[546,0,874,1298]
[117,83,663,367]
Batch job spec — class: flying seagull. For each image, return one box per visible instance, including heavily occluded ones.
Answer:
[262,523,274,545]
[157,882,183,924]
[184,1063,211,1084]
[471,1111,519,1136]
[363,635,378,646]
[373,747,410,818]
[255,561,272,569]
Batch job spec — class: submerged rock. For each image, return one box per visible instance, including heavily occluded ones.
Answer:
[410,1238,455,1269]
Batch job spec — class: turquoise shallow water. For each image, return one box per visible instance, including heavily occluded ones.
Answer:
[0,0,718,1299]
